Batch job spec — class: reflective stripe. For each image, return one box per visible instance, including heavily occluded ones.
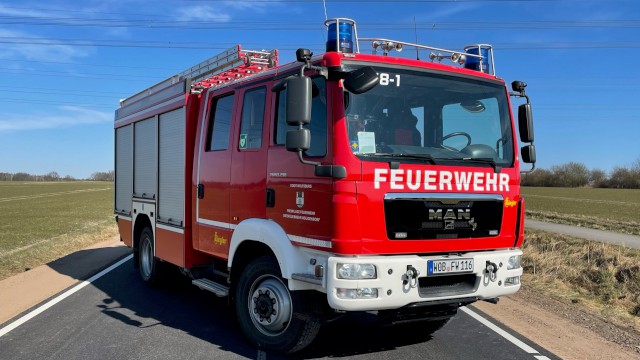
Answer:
[288,234,332,249]
[197,218,236,230]
[156,223,184,234]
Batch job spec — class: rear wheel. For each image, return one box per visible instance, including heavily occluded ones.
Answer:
[235,256,320,354]
[138,227,160,285]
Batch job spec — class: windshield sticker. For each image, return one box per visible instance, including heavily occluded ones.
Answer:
[374,168,510,192]
[351,140,359,152]
[239,134,248,149]
[357,132,376,153]
[379,73,400,87]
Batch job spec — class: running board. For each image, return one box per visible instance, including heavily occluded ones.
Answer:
[192,278,229,297]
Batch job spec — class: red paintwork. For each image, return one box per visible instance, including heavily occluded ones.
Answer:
[117,218,132,247]
[118,48,525,267]
[156,227,185,267]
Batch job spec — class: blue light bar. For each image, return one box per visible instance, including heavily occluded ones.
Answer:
[325,19,355,54]
[464,45,491,73]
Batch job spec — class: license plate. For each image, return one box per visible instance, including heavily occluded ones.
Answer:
[428,259,474,275]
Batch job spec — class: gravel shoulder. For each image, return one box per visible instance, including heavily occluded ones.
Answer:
[474,287,640,359]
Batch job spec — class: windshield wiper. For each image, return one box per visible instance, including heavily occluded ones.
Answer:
[460,157,501,173]
[358,153,437,165]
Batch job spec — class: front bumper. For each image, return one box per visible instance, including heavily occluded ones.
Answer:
[326,249,522,311]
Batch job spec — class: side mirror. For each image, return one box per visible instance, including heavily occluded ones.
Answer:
[344,66,378,94]
[286,76,312,126]
[286,128,310,152]
[518,103,534,143]
[512,81,527,93]
[521,144,536,164]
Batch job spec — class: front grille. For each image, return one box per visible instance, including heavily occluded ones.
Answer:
[384,196,503,240]
[418,274,479,298]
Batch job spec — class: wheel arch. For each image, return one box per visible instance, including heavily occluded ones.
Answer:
[228,219,311,281]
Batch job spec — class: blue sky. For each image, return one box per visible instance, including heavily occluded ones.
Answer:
[0,0,638,179]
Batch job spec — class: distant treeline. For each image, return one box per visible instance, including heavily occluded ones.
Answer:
[522,160,640,189]
[0,171,114,182]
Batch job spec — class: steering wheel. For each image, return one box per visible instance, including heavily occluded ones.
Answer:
[442,132,472,151]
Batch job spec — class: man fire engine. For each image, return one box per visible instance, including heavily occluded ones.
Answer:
[114,18,535,353]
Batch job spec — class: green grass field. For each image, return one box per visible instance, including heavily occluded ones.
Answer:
[521,186,640,325]
[0,181,117,280]
[522,187,640,235]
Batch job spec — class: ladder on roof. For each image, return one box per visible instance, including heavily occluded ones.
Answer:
[186,45,278,91]
[120,45,278,107]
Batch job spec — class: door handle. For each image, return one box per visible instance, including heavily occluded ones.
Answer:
[266,188,275,208]
[197,184,205,199]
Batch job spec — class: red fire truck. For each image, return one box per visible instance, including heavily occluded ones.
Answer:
[114,18,535,353]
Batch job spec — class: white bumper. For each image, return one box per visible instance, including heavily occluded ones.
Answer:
[326,249,522,311]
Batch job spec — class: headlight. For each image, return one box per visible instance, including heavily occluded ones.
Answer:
[336,288,379,299]
[337,263,377,279]
[507,255,521,270]
[505,276,520,286]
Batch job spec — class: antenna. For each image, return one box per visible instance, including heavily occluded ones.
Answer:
[413,17,419,60]
[322,0,328,21]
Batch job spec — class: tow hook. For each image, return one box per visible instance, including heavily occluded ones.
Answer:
[403,265,420,289]
[485,261,498,282]
[483,297,500,305]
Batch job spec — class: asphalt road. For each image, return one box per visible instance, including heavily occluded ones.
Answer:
[0,257,558,360]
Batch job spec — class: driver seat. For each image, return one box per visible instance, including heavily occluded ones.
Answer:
[393,108,421,146]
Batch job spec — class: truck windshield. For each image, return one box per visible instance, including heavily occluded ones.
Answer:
[343,65,514,167]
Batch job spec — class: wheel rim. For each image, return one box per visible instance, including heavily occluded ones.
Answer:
[140,234,153,279]
[248,275,292,337]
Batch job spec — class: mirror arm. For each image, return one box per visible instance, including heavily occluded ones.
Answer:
[297,150,320,167]
[299,61,328,79]
[509,92,530,105]
[521,162,536,174]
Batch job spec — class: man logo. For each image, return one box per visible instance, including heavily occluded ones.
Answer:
[296,192,304,208]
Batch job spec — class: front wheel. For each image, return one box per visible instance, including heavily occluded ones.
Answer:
[235,256,320,354]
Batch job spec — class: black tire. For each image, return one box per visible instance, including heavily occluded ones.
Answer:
[235,256,321,354]
[138,227,161,285]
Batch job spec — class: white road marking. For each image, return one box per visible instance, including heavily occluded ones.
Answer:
[0,254,133,338]
[461,307,551,360]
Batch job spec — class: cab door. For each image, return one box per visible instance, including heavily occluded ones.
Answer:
[267,77,333,248]
[195,91,236,258]
[230,86,269,225]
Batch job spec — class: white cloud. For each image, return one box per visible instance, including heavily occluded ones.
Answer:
[0,106,112,131]
[176,0,285,21]
[177,5,232,22]
[0,3,51,17]
[0,28,93,62]
[420,3,482,21]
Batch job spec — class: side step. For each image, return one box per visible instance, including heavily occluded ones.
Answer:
[192,278,229,297]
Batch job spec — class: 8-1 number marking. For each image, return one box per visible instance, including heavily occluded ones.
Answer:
[379,73,401,87]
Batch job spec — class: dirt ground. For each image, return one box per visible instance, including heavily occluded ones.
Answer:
[1,239,639,359]
[475,286,640,359]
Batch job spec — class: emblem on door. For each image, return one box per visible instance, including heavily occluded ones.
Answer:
[296,192,304,208]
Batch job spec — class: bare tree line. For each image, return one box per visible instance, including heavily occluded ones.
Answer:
[522,158,640,189]
[0,171,114,182]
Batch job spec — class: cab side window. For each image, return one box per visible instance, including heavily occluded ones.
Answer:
[274,77,327,157]
[239,87,267,149]
[207,93,235,151]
